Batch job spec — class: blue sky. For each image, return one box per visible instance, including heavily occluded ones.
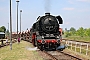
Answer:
[0,0,90,32]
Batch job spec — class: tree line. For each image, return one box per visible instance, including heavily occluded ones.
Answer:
[0,26,6,33]
[64,27,90,37]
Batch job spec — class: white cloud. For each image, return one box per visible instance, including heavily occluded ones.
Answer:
[64,22,70,25]
[63,8,75,11]
[77,0,90,2]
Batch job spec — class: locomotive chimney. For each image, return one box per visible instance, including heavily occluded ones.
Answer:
[45,13,50,16]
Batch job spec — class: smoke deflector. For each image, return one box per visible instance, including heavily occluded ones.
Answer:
[56,16,63,24]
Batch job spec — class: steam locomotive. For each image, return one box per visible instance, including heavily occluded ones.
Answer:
[30,13,63,50]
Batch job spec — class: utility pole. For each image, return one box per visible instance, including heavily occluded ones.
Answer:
[10,0,12,50]
[16,0,19,40]
[20,10,22,40]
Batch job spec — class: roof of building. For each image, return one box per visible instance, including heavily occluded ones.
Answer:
[0,32,5,34]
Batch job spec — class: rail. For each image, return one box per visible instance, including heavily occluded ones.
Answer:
[0,39,17,48]
[62,39,90,56]
[42,50,82,60]
[0,39,6,45]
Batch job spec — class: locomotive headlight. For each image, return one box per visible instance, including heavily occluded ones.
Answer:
[42,36,44,39]
[57,36,59,38]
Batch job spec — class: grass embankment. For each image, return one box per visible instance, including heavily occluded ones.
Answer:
[0,41,43,60]
[63,49,90,60]
[65,36,90,42]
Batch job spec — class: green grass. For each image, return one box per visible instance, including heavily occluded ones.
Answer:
[65,36,90,42]
[88,50,90,56]
[0,41,43,60]
[81,49,86,55]
[72,47,75,51]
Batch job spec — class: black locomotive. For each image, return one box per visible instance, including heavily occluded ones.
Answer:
[30,13,63,50]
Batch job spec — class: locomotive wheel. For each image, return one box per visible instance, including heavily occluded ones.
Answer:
[37,43,39,49]
[40,45,43,51]
[34,37,38,47]
[37,43,43,51]
[37,44,42,51]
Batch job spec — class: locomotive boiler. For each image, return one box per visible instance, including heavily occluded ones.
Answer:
[30,13,63,50]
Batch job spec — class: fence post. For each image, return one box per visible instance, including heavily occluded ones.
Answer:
[66,40,67,44]
[66,41,68,48]
[75,42,77,52]
[71,41,72,50]
[86,44,88,55]
[67,41,69,49]
[67,41,68,49]
[80,43,82,53]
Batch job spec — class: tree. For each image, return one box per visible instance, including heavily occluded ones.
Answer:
[1,26,6,33]
[70,27,76,35]
[64,31,71,37]
[76,27,84,37]
[65,28,67,31]
[0,26,6,33]
[85,28,90,37]
[0,28,4,32]
[70,27,76,32]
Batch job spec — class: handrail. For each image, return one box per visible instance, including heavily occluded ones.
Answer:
[62,40,90,56]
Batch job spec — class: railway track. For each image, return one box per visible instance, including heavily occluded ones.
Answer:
[24,39,83,60]
[0,40,17,48]
[42,50,82,60]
